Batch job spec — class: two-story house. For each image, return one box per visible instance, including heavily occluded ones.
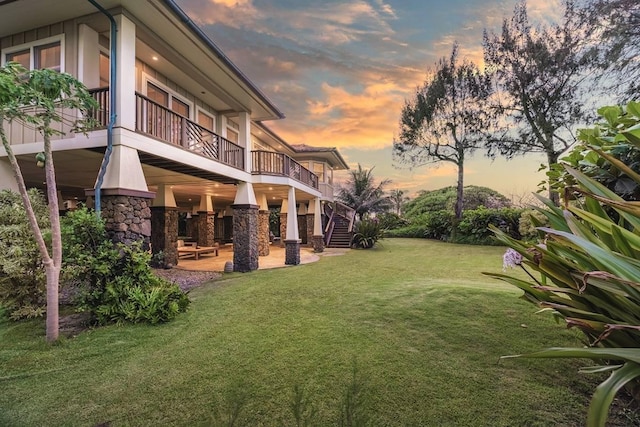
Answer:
[0,0,349,272]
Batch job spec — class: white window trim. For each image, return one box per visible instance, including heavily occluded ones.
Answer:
[196,106,216,132]
[1,34,65,71]
[142,73,194,120]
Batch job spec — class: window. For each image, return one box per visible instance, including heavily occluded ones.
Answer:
[99,52,109,87]
[197,110,214,131]
[6,49,29,68]
[144,79,194,146]
[35,42,61,71]
[2,36,63,71]
[227,128,238,143]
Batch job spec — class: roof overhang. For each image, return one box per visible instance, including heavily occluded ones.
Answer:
[0,0,284,121]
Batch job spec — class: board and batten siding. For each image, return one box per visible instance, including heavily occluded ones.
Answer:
[1,20,78,146]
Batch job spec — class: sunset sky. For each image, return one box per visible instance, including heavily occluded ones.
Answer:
[175,0,565,200]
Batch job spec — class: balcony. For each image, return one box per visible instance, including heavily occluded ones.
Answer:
[252,150,319,189]
[89,88,244,170]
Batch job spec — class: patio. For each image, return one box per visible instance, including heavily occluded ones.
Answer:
[174,244,348,272]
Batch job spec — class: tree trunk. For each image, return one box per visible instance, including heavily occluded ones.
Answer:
[43,122,62,342]
[45,264,60,342]
[455,161,464,220]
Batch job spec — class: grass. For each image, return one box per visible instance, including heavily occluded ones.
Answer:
[0,238,611,426]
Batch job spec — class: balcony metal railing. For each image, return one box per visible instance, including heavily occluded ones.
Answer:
[251,150,319,189]
[88,88,244,170]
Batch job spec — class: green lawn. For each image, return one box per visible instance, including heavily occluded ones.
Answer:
[0,238,604,426]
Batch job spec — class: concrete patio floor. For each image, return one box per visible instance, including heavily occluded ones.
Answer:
[174,244,348,272]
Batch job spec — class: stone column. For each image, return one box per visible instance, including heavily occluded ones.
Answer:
[151,207,178,267]
[196,212,215,247]
[232,204,259,272]
[312,197,324,253]
[257,193,270,256]
[306,214,315,248]
[95,189,154,250]
[279,212,287,247]
[258,210,270,256]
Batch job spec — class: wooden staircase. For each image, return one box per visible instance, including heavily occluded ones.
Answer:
[324,202,356,248]
[327,215,352,248]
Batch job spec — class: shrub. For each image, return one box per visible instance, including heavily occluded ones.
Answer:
[0,189,49,320]
[455,207,523,245]
[517,209,549,242]
[61,207,189,325]
[376,212,408,230]
[352,218,383,249]
[384,224,429,238]
[485,102,640,426]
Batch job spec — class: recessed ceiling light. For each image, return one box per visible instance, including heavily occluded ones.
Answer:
[152,56,159,61]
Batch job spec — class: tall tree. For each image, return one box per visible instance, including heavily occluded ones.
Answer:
[394,43,494,219]
[483,0,600,205]
[337,164,391,220]
[389,189,408,216]
[582,0,640,101]
[0,63,97,342]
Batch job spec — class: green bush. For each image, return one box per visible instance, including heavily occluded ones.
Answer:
[61,207,189,325]
[517,209,549,242]
[376,212,408,230]
[0,189,49,320]
[384,224,429,238]
[352,218,383,249]
[403,185,510,218]
[455,207,523,245]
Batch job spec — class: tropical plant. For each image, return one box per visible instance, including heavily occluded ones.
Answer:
[483,0,600,205]
[394,43,495,219]
[0,189,49,319]
[485,102,640,426]
[337,164,391,220]
[351,218,383,249]
[0,63,97,341]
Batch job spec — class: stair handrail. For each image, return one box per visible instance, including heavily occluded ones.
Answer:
[333,201,356,233]
[324,203,336,245]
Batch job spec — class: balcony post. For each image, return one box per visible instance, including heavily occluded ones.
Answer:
[77,24,100,89]
[114,14,136,130]
[284,186,301,265]
[238,112,251,173]
[312,197,324,253]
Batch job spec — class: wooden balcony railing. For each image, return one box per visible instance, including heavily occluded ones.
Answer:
[251,150,319,189]
[88,88,244,170]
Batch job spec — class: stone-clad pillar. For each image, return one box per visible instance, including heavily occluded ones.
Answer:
[196,212,215,247]
[312,197,324,253]
[257,193,270,257]
[232,204,259,272]
[196,195,215,247]
[232,182,259,272]
[306,214,314,247]
[96,190,154,250]
[279,198,287,248]
[151,207,178,266]
[151,184,178,267]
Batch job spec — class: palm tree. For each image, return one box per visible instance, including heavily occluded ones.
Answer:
[337,164,391,220]
[389,189,408,215]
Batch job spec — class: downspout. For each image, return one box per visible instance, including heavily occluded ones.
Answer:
[87,0,117,216]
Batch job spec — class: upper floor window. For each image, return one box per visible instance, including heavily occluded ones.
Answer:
[2,36,64,72]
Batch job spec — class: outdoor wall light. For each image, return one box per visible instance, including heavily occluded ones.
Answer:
[35,152,46,168]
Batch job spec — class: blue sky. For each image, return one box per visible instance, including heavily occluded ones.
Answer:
[175,0,562,200]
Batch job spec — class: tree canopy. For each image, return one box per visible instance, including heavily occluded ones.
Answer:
[394,43,495,219]
[483,0,600,205]
[336,164,391,220]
